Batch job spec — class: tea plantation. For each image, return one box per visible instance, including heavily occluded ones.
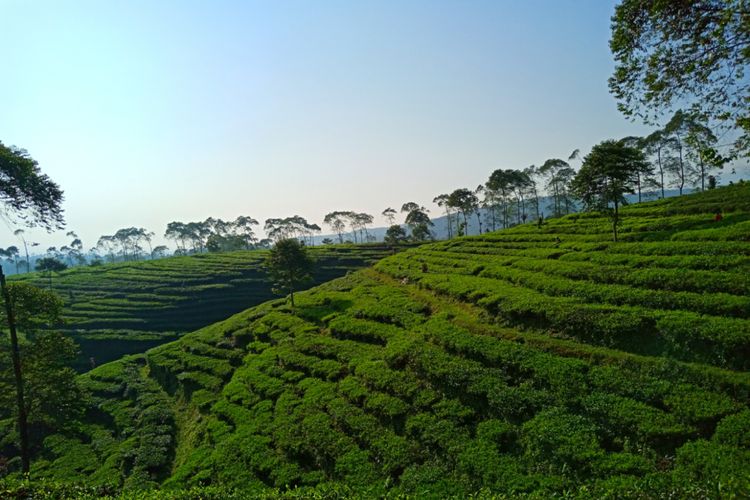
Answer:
[9,246,394,370]
[7,184,750,498]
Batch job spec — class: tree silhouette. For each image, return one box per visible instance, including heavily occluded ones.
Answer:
[265,239,314,307]
[571,140,649,242]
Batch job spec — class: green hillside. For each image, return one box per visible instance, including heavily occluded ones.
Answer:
[8,184,750,497]
[9,246,395,370]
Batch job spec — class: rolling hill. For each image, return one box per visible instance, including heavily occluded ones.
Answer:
[9,245,395,371]
[6,183,750,497]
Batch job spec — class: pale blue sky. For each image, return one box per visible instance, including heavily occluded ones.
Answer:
[1,0,654,250]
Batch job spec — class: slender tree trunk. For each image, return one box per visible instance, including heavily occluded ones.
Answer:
[476,211,482,235]
[657,147,665,199]
[289,288,295,307]
[553,183,560,217]
[0,267,30,474]
[612,200,619,242]
[23,243,29,274]
[677,141,685,195]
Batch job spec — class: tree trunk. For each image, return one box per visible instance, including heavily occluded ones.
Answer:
[289,288,295,307]
[0,267,30,474]
[23,243,29,274]
[677,141,685,195]
[657,147,665,199]
[612,200,619,242]
[637,172,642,203]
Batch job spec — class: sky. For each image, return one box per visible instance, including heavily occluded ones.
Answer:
[0,0,658,251]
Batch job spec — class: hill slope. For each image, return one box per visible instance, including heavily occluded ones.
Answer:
[10,245,395,370]
[13,184,750,497]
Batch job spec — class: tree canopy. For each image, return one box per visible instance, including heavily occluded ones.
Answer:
[0,142,65,231]
[571,139,650,241]
[609,0,750,157]
[265,239,314,307]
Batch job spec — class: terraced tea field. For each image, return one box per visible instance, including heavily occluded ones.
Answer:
[10,246,394,370]
[17,184,750,497]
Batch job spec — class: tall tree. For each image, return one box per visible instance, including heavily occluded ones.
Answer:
[0,283,82,472]
[571,140,650,242]
[384,225,407,245]
[643,129,673,199]
[0,142,65,231]
[446,190,478,235]
[539,159,576,217]
[13,229,32,274]
[4,246,20,275]
[35,257,67,288]
[663,111,695,195]
[233,216,259,249]
[324,212,349,244]
[619,136,655,203]
[484,172,515,229]
[401,202,433,240]
[0,141,64,474]
[609,0,750,158]
[433,194,454,239]
[381,207,397,227]
[265,239,314,308]
[523,165,542,221]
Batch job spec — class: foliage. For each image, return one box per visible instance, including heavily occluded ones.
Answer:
[384,225,407,245]
[0,285,84,470]
[265,239,315,307]
[0,142,64,231]
[609,0,750,157]
[11,185,750,497]
[571,139,649,241]
[35,257,67,274]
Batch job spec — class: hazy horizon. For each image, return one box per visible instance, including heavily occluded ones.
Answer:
[0,0,720,251]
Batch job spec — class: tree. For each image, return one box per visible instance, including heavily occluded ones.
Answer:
[324,212,349,244]
[446,189,478,235]
[643,129,672,198]
[35,257,67,288]
[233,216,259,249]
[164,222,189,253]
[13,229,32,274]
[4,246,20,275]
[384,225,407,245]
[571,140,650,242]
[682,116,728,191]
[0,283,83,473]
[433,194,454,239]
[0,142,64,474]
[609,0,750,158]
[152,245,169,259]
[523,165,542,221]
[0,142,64,231]
[619,136,655,202]
[400,202,433,240]
[539,159,576,217]
[265,239,314,307]
[351,213,374,244]
[382,207,397,227]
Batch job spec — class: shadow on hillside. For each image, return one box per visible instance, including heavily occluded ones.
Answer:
[295,298,354,325]
[624,212,750,242]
